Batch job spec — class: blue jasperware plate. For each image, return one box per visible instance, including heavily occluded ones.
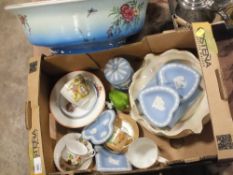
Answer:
[82,110,115,145]
[95,146,132,172]
[138,86,180,128]
[157,63,201,102]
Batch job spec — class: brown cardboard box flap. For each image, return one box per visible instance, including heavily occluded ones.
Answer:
[193,22,233,160]
[27,57,46,175]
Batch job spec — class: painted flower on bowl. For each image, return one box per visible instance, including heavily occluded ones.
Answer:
[107,0,145,38]
[120,4,135,22]
[82,110,116,145]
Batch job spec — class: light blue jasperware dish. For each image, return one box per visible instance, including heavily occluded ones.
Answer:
[5,0,148,54]
[82,110,115,145]
[157,63,201,102]
[141,62,202,128]
[95,146,132,172]
[138,86,180,128]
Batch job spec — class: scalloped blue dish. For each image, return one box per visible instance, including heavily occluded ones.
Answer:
[157,63,201,102]
[138,86,180,128]
[82,110,115,145]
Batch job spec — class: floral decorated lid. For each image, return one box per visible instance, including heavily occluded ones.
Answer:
[104,57,133,86]
[82,110,116,145]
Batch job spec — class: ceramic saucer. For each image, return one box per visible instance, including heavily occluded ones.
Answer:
[54,133,93,172]
[50,71,106,128]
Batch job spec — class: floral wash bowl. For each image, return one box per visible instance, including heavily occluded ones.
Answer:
[5,0,148,54]
[129,50,210,138]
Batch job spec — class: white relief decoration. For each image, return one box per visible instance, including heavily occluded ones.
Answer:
[100,131,107,138]
[90,128,97,134]
[152,96,166,111]
[173,76,187,89]
[108,156,120,165]
[102,119,109,126]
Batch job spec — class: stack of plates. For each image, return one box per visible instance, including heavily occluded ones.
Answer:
[50,71,106,128]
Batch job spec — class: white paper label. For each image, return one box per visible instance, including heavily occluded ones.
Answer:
[33,157,42,174]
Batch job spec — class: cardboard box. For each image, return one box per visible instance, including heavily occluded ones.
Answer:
[26,23,233,175]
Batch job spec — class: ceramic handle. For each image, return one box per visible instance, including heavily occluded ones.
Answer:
[86,149,96,157]
[157,156,168,164]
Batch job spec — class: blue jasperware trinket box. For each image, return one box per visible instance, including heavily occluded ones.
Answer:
[82,110,115,145]
[104,57,134,90]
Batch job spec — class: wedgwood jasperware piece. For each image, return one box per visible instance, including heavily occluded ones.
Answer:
[50,71,106,128]
[129,49,209,138]
[157,63,201,102]
[95,146,132,172]
[138,86,180,128]
[54,133,94,172]
[104,57,134,90]
[5,0,149,54]
[82,110,116,145]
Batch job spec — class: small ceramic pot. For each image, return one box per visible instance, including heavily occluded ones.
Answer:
[82,110,116,145]
[104,57,134,90]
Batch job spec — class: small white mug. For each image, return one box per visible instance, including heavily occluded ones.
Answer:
[61,140,95,166]
[126,137,167,169]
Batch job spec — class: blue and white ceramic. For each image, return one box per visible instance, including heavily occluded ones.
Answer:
[104,57,134,90]
[157,63,201,102]
[5,0,148,54]
[95,146,132,172]
[82,110,115,145]
[138,86,180,128]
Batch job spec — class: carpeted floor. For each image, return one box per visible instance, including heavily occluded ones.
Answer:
[0,0,32,174]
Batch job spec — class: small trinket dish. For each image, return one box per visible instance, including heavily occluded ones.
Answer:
[82,110,116,145]
[95,146,132,172]
[138,86,180,128]
[157,63,201,102]
[104,57,133,90]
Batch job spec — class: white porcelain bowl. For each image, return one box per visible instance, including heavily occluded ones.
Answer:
[126,138,159,169]
[129,50,210,138]
[5,0,148,54]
